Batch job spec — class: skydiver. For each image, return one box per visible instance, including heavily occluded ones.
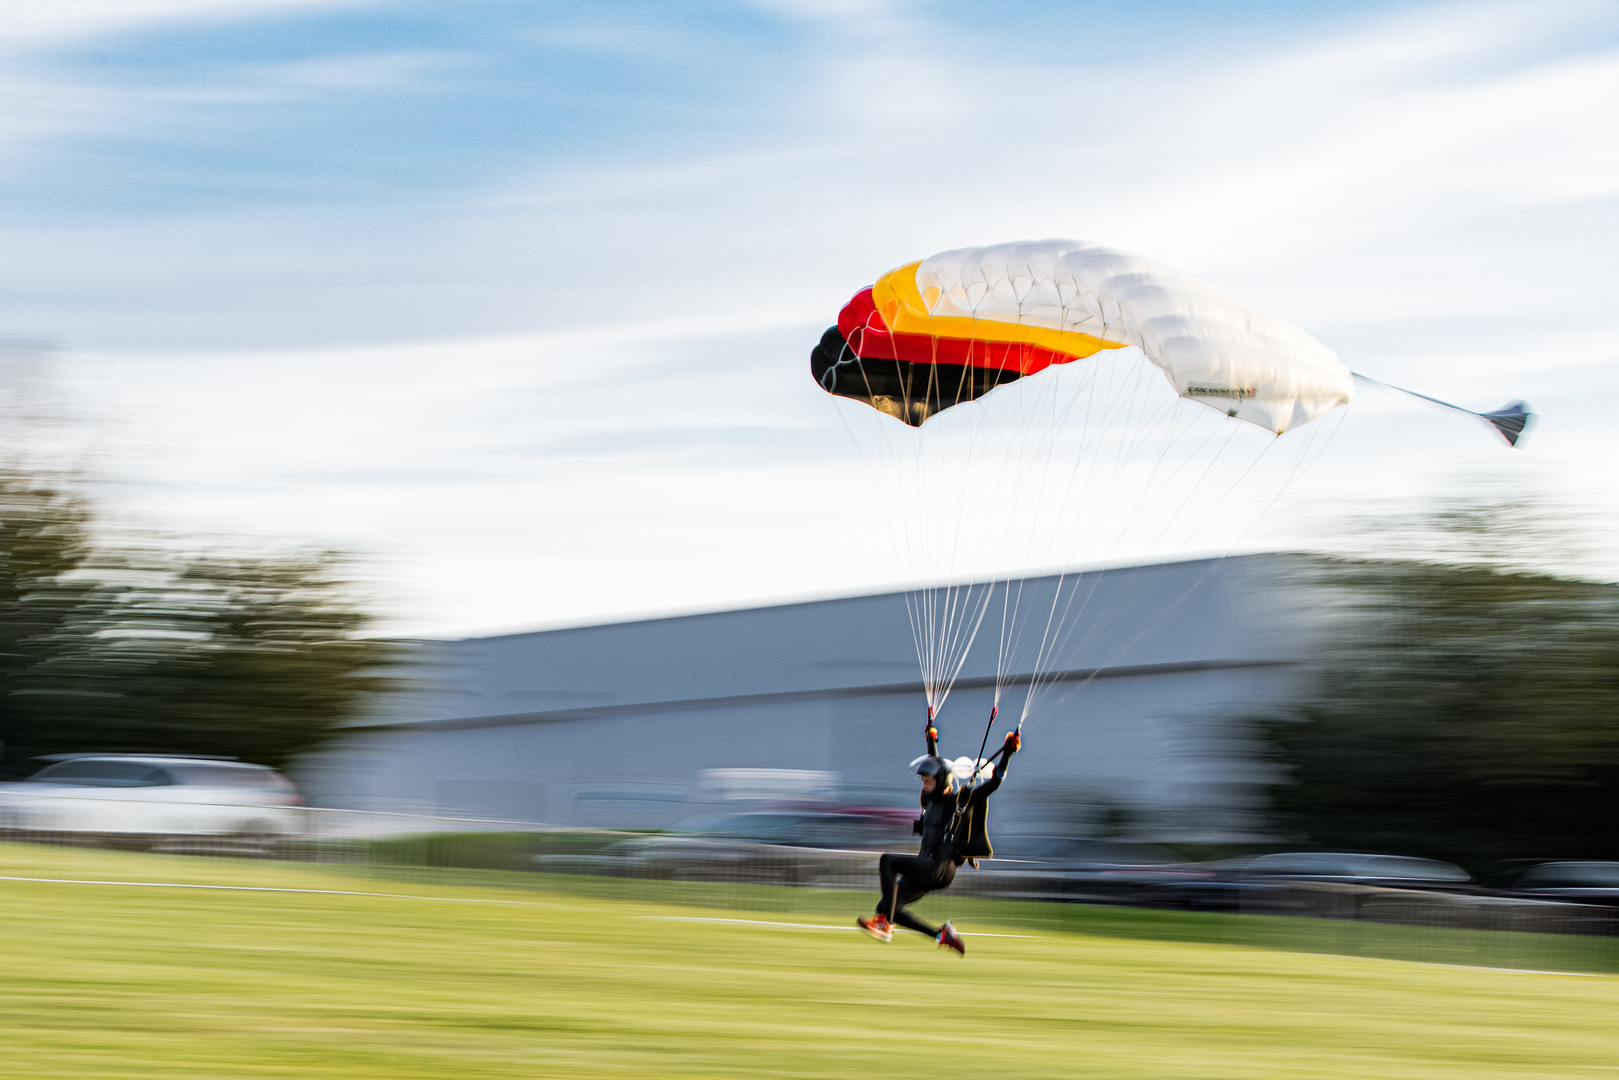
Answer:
[857,730,1020,955]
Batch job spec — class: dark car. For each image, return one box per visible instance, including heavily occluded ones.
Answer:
[532,808,913,886]
[966,835,1187,903]
[1493,861,1619,908]
[1146,851,1472,913]
[653,809,915,850]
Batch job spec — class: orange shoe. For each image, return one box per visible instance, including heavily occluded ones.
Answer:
[857,915,893,942]
[936,921,965,955]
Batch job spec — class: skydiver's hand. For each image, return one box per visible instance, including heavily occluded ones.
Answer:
[1004,732,1021,754]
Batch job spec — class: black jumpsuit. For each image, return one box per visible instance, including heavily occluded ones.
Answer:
[875,761,1006,937]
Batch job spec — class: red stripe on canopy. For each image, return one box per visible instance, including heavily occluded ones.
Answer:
[836,287,1073,375]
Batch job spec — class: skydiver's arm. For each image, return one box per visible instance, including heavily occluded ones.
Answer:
[973,738,1017,800]
[974,761,1006,800]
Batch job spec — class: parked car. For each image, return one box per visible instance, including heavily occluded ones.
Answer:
[1145,851,1473,912]
[965,836,1187,903]
[533,808,914,886]
[0,754,303,852]
[1492,861,1619,908]
[653,809,916,850]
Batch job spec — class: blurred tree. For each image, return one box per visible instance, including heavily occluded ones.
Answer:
[1263,503,1619,870]
[0,472,101,767]
[0,470,394,773]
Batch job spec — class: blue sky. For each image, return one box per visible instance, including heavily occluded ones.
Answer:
[3,0,1617,634]
[10,3,1417,229]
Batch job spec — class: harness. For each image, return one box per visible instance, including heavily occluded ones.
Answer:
[935,705,1018,867]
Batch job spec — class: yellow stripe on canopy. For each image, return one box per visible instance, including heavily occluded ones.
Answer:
[871,262,1127,361]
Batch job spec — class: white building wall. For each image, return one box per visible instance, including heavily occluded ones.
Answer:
[299,554,1319,842]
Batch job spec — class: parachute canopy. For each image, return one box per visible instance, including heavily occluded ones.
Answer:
[812,239,1354,434]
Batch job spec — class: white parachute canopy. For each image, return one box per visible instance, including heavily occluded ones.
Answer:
[913,240,1354,433]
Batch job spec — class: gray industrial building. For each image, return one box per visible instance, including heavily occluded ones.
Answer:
[301,554,1322,843]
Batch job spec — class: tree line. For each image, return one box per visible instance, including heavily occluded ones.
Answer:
[0,470,393,774]
[1260,526,1619,871]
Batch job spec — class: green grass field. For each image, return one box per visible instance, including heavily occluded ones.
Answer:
[3,842,1617,1079]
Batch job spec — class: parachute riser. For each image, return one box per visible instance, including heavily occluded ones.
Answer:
[970,705,998,791]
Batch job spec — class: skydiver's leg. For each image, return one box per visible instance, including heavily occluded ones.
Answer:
[889,904,940,939]
[877,853,928,915]
[877,853,948,937]
[877,852,915,909]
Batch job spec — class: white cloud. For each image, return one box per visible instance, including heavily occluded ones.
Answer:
[11,1,1619,633]
[0,3,432,187]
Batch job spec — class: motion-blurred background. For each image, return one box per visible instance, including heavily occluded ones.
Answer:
[2,11,1619,1068]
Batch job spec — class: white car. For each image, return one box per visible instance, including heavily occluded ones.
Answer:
[0,754,304,851]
